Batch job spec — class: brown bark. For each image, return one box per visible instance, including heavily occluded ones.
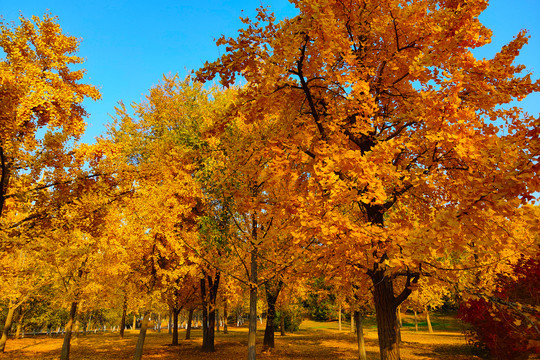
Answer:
[248,247,258,360]
[0,303,17,352]
[15,305,24,339]
[185,309,193,340]
[60,301,78,360]
[371,271,400,360]
[201,271,220,352]
[350,311,355,333]
[263,280,283,349]
[133,310,150,360]
[172,307,180,345]
[223,300,228,334]
[248,216,258,360]
[280,313,285,336]
[425,306,433,334]
[120,295,128,338]
[338,304,342,331]
[369,263,418,360]
[355,311,367,360]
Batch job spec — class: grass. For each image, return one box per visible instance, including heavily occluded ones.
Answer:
[0,315,481,360]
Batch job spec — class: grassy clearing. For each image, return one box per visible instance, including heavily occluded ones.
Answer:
[0,315,480,360]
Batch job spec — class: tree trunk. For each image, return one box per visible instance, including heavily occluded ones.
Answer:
[263,280,283,349]
[60,301,78,360]
[0,302,17,352]
[223,300,228,334]
[397,306,402,327]
[248,255,258,360]
[168,310,172,334]
[350,311,355,333]
[425,306,433,334]
[120,295,128,338]
[185,309,193,340]
[355,311,367,360]
[133,315,137,330]
[248,219,258,360]
[201,271,220,352]
[133,310,150,360]
[15,305,24,339]
[338,304,342,331]
[172,308,180,345]
[371,271,401,360]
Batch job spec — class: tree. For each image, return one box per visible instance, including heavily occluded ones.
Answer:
[0,13,99,353]
[197,1,540,359]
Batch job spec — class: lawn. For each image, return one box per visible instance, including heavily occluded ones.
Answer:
[0,314,481,360]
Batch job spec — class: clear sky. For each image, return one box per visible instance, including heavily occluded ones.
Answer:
[2,0,539,144]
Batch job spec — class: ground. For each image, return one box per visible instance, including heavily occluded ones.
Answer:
[0,314,484,360]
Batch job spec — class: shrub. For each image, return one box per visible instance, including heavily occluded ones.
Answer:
[458,256,540,360]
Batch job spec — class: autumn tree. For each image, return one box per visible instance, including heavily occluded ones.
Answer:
[0,13,100,353]
[197,1,540,359]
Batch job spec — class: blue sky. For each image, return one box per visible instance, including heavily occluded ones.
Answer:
[2,0,539,144]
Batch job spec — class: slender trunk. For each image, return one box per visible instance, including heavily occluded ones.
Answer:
[15,306,24,339]
[168,310,172,334]
[355,311,367,360]
[201,278,209,347]
[60,301,78,360]
[0,303,17,352]
[414,310,418,332]
[157,313,161,333]
[338,304,342,331]
[248,221,258,360]
[372,271,401,360]
[133,310,150,360]
[223,300,228,334]
[185,309,193,340]
[133,315,137,330]
[350,312,355,333]
[280,313,285,336]
[172,308,180,345]
[397,306,402,327]
[120,295,128,338]
[425,306,433,334]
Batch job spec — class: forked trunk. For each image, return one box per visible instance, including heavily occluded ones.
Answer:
[355,311,367,360]
[133,310,150,360]
[201,271,220,352]
[0,303,17,352]
[60,301,78,360]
